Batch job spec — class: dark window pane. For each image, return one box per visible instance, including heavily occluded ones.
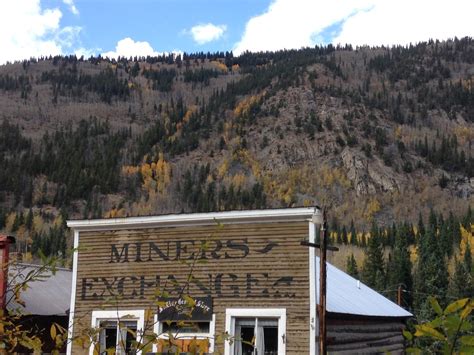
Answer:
[99,323,117,354]
[240,326,255,355]
[124,323,137,354]
[162,321,210,333]
[263,326,278,355]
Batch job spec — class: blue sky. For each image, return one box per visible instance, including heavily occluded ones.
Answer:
[1,0,473,64]
[59,0,271,54]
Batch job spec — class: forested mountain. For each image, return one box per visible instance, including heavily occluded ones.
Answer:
[0,39,473,313]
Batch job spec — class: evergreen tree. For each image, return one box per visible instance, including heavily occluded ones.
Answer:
[414,225,449,320]
[11,213,21,232]
[25,208,33,231]
[439,221,453,257]
[387,227,413,308]
[341,226,348,245]
[417,212,425,241]
[450,257,472,299]
[464,242,472,273]
[346,253,359,278]
[0,209,5,229]
[31,232,41,256]
[447,211,461,246]
[362,222,385,291]
[404,221,416,245]
[428,208,438,231]
[349,220,357,245]
[463,205,473,227]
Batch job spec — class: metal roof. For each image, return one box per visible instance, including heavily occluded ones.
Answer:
[316,256,412,318]
[7,264,72,316]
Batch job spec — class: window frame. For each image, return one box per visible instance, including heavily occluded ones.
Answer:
[152,313,216,353]
[90,309,145,355]
[224,308,286,355]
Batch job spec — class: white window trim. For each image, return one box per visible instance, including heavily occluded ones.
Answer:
[152,313,216,353]
[309,221,318,355]
[66,230,79,355]
[89,309,145,355]
[224,308,286,355]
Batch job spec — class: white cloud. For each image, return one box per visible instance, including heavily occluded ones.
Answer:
[63,0,79,15]
[234,0,371,54]
[55,26,82,48]
[0,0,84,64]
[234,0,474,55]
[189,23,227,45]
[74,47,98,59]
[102,38,161,59]
[333,0,474,47]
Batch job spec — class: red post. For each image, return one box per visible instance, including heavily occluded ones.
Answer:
[0,235,15,310]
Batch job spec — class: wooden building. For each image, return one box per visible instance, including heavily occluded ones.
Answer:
[66,207,411,355]
[320,258,412,353]
[7,263,72,354]
[2,236,71,353]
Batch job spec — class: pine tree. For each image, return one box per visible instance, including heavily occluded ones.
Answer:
[464,242,472,273]
[405,221,415,245]
[349,220,357,245]
[31,232,41,256]
[362,222,385,291]
[450,257,472,299]
[346,253,359,278]
[25,208,33,231]
[341,226,348,245]
[0,209,5,229]
[11,213,21,232]
[428,208,438,231]
[439,222,453,257]
[414,225,449,320]
[417,212,425,241]
[387,227,413,308]
[463,205,473,227]
[447,211,461,246]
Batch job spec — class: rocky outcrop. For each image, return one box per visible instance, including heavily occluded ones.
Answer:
[341,148,401,196]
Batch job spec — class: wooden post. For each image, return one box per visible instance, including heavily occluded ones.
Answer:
[319,211,327,355]
[397,285,402,306]
[301,210,338,355]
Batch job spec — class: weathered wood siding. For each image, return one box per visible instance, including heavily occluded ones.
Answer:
[71,221,310,354]
[327,317,406,354]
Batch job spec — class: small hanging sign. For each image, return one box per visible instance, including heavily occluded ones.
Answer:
[157,296,213,321]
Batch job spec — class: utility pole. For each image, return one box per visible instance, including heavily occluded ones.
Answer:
[319,212,327,355]
[301,209,338,355]
[397,285,402,306]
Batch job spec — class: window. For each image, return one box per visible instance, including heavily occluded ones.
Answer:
[225,309,286,355]
[98,320,137,354]
[90,310,145,355]
[153,314,216,354]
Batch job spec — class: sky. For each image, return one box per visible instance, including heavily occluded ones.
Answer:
[1,0,474,64]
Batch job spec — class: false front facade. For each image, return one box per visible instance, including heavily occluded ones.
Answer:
[66,207,411,355]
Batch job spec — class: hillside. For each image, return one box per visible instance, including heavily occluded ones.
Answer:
[0,38,473,261]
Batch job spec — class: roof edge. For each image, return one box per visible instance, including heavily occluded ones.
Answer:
[67,207,319,232]
[327,310,413,320]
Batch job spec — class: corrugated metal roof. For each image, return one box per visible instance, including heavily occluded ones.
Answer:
[316,256,412,318]
[7,264,72,316]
